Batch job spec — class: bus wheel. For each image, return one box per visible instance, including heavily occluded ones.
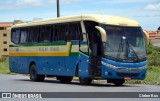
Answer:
[29,64,45,82]
[57,76,73,83]
[79,77,92,85]
[112,79,125,86]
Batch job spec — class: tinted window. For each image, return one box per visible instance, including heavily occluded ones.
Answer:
[67,23,81,41]
[39,26,51,42]
[28,27,39,43]
[57,25,67,41]
[52,25,67,42]
[11,29,20,44]
[84,21,98,34]
[52,26,58,41]
[20,29,28,43]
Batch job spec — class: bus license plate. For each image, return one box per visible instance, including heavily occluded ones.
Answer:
[124,77,131,80]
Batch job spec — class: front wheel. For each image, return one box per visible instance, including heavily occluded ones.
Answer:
[29,64,45,82]
[79,77,92,85]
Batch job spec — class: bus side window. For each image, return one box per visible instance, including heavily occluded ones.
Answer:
[52,25,58,42]
[11,29,20,44]
[57,25,67,41]
[20,29,28,44]
[39,26,51,42]
[28,27,39,43]
[67,23,81,41]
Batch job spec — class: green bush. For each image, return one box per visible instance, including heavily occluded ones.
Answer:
[147,42,160,67]
[0,58,10,74]
[0,56,7,62]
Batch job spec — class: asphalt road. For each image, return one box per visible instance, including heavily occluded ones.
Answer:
[0,74,160,101]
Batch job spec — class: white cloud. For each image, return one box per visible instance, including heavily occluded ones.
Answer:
[145,3,160,10]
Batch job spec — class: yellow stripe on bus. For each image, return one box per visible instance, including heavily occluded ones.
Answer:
[9,42,72,57]
[9,52,69,57]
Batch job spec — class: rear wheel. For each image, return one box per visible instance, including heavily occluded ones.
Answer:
[79,77,92,85]
[57,76,73,83]
[112,79,125,86]
[29,64,45,82]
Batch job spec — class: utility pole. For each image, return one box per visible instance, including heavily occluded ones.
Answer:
[57,0,60,17]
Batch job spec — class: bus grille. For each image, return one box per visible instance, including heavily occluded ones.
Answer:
[116,73,139,77]
[116,68,140,72]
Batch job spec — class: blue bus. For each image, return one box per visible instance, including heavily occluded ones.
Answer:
[9,14,147,86]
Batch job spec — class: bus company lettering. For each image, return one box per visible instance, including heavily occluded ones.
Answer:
[39,47,60,52]
[50,47,60,51]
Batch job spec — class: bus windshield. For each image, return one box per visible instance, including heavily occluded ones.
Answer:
[102,25,146,62]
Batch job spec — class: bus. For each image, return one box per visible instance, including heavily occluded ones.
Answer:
[9,14,148,86]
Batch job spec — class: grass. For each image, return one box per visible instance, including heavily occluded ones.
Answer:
[126,66,160,85]
[0,58,10,74]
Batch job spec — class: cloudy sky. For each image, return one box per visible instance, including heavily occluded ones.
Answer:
[0,0,159,30]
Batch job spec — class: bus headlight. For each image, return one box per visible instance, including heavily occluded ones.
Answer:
[139,65,147,70]
[101,62,117,69]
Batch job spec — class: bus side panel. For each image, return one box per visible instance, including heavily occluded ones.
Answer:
[37,56,78,76]
[18,57,29,74]
[31,56,78,76]
[65,56,79,76]
[9,57,18,73]
[40,57,65,76]
[9,56,28,74]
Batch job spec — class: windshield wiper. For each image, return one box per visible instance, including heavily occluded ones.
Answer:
[117,37,139,62]
[126,40,140,62]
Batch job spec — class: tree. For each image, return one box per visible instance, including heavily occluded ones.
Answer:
[158,26,160,30]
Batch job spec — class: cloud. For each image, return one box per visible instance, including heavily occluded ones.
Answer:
[0,0,83,10]
[145,3,160,10]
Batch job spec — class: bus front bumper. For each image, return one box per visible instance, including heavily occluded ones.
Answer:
[101,59,147,80]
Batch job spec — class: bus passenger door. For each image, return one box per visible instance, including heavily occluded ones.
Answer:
[89,31,102,77]
[78,33,91,77]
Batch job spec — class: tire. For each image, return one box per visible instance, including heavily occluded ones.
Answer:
[29,64,45,82]
[112,79,125,86]
[57,76,73,83]
[79,77,92,85]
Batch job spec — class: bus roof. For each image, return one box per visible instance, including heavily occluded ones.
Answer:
[12,14,140,28]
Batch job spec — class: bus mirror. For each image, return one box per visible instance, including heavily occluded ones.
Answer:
[143,30,149,45]
[95,26,106,42]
